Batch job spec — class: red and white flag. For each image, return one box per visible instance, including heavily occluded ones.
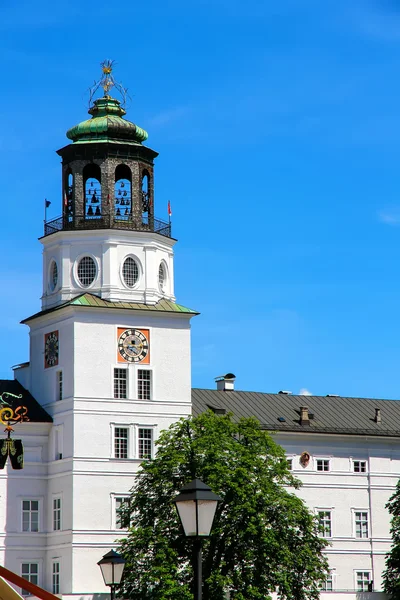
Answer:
[64,191,68,207]
[168,200,172,217]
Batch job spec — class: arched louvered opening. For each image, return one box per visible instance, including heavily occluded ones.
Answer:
[141,170,150,225]
[114,164,132,221]
[83,163,102,219]
[64,170,74,222]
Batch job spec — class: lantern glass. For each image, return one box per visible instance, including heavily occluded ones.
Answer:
[176,498,219,537]
[197,499,218,536]
[98,551,126,586]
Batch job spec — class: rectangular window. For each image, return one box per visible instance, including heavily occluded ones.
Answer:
[21,563,38,596]
[114,427,128,459]
[355,511,369,538]
[356,571,371,592]
[57,371,63,401]
[316,459,330,472]
[318,511,332,538]
[53,498,61,531]
[286,458,293,470]
[353,460,367,473]
[138,428,153,459]
[114,368,127,399]
[138,370,151,400]
[22,500,39,532]
[115,496,129,530]
[321,573,333,591]
[52,562,60,594]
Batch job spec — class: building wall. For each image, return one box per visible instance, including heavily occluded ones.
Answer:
[275,431,399,595]
[40,230,176,309]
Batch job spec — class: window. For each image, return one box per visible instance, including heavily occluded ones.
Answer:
[52,562,60,594]
[122,257,139,287]
[54,426,63,461]
[355,511,369,538]
[321,572,334,591]
[115,496,129,530]
[286,458,293,470]
[356,571,371,592]
[318,511,332,538]
[53,498,61,531]
[114,368,128,399]
[77,256,96,287]
[50,261,58,292]
[158,263,166,292]
[316,459,330,472]
[353,460,367,473]
[22,500,39,532]
[57,371,63,401]
[114,427,128,459]
[138,370,151,400]
[138,428,153,459]
[21,563,38,596]
[114,164,132,221]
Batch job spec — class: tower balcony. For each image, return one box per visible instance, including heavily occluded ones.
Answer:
[43,214,172,238]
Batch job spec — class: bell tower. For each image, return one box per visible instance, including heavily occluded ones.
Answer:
[42,61,173,308]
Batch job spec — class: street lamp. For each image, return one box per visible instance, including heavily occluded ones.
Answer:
[97,549,126,600]
[173,478,222,600]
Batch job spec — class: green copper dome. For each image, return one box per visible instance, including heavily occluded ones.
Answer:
[66,96,148,145]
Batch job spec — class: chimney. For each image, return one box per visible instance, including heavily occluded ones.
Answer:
[215,373,236,391]
[300,406,310,426]
[375,408,381,424]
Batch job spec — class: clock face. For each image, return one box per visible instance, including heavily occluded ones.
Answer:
[118,328,149,363]
[44,331,59,368]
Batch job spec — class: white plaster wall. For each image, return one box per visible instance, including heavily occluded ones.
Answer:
[275,431,400,595]
[72,311,192,403]
[41,230,176,309]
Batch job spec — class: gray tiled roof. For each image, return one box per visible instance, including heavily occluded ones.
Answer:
[192,389,400,437]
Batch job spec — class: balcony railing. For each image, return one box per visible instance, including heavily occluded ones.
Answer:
[44,214,172,238]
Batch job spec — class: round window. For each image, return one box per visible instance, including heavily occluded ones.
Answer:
[77,256,97,287]
[49,261,58,292]
[122,257,139,288]
[158,263,166,292]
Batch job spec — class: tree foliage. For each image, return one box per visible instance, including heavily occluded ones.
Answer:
[117,411,328,600]
[383,479,400,598]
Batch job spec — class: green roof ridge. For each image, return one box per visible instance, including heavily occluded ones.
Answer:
[22,294,199,323]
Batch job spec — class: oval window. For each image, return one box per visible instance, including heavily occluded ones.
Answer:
[122,257,139,288]
[77,256,97,287]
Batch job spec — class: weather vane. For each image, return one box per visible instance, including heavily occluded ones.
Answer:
[88,59,130,107]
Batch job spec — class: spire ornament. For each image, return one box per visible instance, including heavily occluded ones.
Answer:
[88,59,130,107]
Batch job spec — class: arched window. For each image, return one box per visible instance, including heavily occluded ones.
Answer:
[83,164,102,219]
[65,170,74,222]
[141,171,150,225]
[114,164,132,221]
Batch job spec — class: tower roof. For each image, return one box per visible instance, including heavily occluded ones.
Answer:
[66,96,148,145]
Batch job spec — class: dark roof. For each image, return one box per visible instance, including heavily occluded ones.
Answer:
[0,380,52,423]
[22,293,198,324]
[192,389,400,437]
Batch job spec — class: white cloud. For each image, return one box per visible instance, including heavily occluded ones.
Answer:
[377,210,400,225]
[299,388,312,396]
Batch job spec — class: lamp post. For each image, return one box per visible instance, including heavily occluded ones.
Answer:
[97,549,126,600]
[173,478,222,600]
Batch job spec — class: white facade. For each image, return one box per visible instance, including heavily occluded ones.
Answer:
[41,229,176,309]
[275,431,395,600]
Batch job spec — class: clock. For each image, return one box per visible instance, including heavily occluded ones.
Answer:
[117,328,150,363]
[44,331,59,368]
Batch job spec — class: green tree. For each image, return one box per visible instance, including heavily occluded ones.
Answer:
[118,411,328,600]
[383,479,400,598]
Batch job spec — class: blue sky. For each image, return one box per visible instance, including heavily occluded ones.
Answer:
[2,0,400,398]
